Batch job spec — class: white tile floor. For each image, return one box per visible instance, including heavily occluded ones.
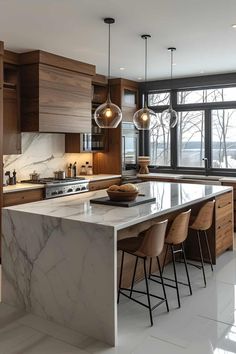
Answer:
[1,248,236,353]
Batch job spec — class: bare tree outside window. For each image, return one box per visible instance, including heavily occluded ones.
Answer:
[150,113,170,166]
[149,87,236,169]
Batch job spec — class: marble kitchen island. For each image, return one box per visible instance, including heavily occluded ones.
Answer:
[1,181,234,346]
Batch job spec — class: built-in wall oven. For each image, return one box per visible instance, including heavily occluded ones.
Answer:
[122,122,139,176]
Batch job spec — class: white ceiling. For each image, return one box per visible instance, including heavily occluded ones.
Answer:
[1,0,236,81]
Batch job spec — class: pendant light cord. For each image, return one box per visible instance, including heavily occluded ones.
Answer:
[107,23,111,102]
[168,47,176,109]
[108,23,111,80]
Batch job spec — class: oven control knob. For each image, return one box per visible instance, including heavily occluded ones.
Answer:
[68,188,73,193]
[81,186,86,191]
[76,187,81,191]
[58,190,63,194]
[51,191,58,196]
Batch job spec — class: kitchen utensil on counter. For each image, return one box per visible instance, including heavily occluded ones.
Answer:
[87,165,93,175]
[67,163,73,178]
[30,171,40,181]
[73,162,77,177]
[80,165,86,175]
[54,170,66,180]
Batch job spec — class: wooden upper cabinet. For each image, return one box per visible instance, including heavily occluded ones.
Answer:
[3,86,21,154]
[3,61,21,155]
[110,78,139,123]
[20,50,95,133]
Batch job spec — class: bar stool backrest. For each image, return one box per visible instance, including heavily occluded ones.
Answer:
[190,200,215,231]
[137,219,168,258]
[165,209,191,245]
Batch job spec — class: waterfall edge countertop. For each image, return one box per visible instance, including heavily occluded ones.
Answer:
[2,180,233,347]
[3,181,232,231]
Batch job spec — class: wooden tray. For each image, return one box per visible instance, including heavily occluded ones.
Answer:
[90,195,156,208]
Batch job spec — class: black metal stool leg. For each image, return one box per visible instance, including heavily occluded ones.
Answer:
[181,242,192,295]
[204,230,213,272]
[143,258,153,326]
[197,230,206,287]
[156,256,169,312]
[162,244,169,273]
[118,251,125,304]
[130,256,138,298]
[149,257,152,278]
[171,245,181,308]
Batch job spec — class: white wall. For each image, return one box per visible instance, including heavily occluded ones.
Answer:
[3,133,92,181]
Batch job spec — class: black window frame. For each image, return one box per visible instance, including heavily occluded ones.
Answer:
[140,74,236,177]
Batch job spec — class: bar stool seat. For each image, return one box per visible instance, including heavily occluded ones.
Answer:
[189,200,215,287]
[117,219,169,326]
[149,209,192,308]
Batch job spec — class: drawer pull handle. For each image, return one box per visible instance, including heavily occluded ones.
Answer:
[218,202,231,208]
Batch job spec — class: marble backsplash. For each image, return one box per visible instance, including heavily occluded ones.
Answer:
[3,133,92,181]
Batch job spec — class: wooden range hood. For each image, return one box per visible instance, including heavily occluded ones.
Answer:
[20,50,95,133]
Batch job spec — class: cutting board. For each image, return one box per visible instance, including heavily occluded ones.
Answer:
[90,195,156,208]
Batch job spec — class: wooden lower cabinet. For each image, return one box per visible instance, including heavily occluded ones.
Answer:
[215,191,234,257]
[89,178,121,191]
[221,182,236,230]
[3,189,44,207]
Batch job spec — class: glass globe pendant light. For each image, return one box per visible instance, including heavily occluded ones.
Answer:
[133,34,157,130]
[94,18,122,129]
[161,47,178,128]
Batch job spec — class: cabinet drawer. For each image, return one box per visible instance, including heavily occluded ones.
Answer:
[3,189,44,207]
[216,219,233,254]
[215,192,232,209]
[89,178,121,191]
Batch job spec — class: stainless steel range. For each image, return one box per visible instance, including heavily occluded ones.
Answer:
[21,177,89,199]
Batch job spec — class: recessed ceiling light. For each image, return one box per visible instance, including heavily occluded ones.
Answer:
[119,67,125,71]
[172,63,177,66]
[232,24,236,28]
[138,77,142,80]
[200,70,204,74]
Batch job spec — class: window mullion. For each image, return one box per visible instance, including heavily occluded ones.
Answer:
[205,109,212,171]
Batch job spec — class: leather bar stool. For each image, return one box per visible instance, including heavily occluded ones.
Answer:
[149,209,192,308]
[117,219,169,326]
[189,200,215,287]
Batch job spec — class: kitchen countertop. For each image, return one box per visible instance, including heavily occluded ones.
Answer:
[3,183,44,193]
[2,180,233,346]
[138,172,236,183]
[82,174,121,181]
[4,181,232,230]
[3,174,121,194]
[137,173,184,179]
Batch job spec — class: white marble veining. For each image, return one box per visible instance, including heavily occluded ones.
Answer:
[2,213,117,345]
[4,181,232,231]
[3,133,92,181]
[1,181,232,347]
[0,249,236,353]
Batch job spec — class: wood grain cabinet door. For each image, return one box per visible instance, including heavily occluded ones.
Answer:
[38,64,92,133]
[3,87,21,154]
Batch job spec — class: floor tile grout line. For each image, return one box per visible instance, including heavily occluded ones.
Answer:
[148,335,187,349]
[15,319,91,352]
[197,314,236,328]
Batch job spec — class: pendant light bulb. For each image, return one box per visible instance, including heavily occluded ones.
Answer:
[161,47,178,129]
[133,34,157,130]
[94,18,122,129]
